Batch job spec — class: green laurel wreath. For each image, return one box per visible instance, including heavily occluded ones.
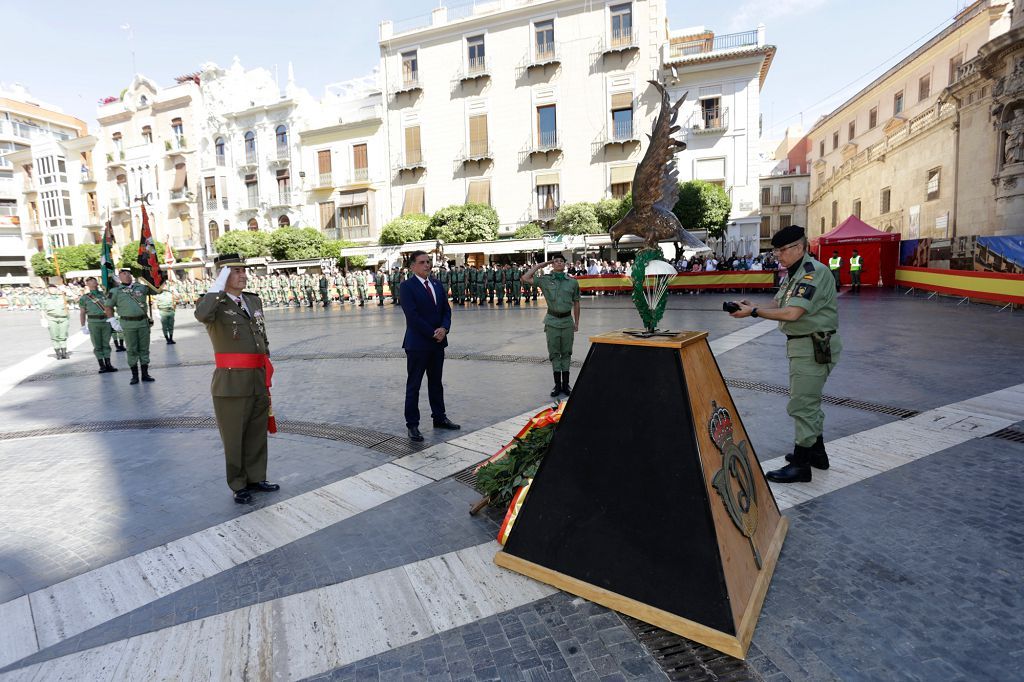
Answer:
[631,247,669,332]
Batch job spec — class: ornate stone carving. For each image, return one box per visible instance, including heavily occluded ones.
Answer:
[1004,109,1024,165]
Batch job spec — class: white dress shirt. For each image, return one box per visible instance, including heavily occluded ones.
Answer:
[415,274,436,305]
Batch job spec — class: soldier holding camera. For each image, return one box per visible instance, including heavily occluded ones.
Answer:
[727,225,841,484]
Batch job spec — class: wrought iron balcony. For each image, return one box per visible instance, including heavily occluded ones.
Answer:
[313,172,334,188]
[458,143,492,164]
[268,146,290,166]
[205,199,219,211]
[527,44,559,70]
[239,152,259,171]
[393,72,422,95]
[600,28,638,55]
[271,191,293,207]
[527,131,561,156]
[601,121,640,147]
[394,152,425,173]
[457,57,490,83]
[688,107,729,134]
[537,207,559,223]
[349,168,370,183]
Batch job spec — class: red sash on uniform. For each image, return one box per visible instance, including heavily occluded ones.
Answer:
[214,353,277,433]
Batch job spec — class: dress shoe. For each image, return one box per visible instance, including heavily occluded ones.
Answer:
[234,489,253,504]
[248,481,280,492]
[433,417,461,430]
[786,435,830,469]
[408,426,424,442]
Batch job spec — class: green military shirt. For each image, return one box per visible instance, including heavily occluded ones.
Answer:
[536,273,580,328]
[78,291,108,318]
[106,282,155,317]
[154,290,176,312]
[40,294,69,320]
[775,253,842,357]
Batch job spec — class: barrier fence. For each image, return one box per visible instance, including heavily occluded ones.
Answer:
[895,267,1024,305]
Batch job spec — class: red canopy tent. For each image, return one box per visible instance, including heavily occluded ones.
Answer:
[812,216,900,287]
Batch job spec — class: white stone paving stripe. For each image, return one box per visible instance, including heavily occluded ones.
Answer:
[0,334,91,400]
[708,319,777,355]
[0,542,556,682]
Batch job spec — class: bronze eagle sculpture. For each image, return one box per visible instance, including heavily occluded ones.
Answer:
[609,81,707,251]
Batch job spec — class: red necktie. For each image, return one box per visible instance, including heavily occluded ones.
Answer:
[424,280,434,305]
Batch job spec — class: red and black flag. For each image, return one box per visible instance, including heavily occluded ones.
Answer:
[100,221,116,290]
[137,204,162,288]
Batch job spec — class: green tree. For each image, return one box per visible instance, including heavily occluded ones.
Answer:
[379,214,430,245]
[426,204,499,243]
[268,227,325,260]
[320,240,366,268]
[554,202,602,235]
[50,244,102,272]
[594,198,624,231]
[118,240,177,273]
[673,180,732,239]
[30,252,55,278]
[214,230,272,258]
[513,222,544,239]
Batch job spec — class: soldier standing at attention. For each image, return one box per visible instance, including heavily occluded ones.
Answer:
[451,265,464,305]
[344,270,357,306]
[849,249,862,294]
[303,274,316,307]
[438,265,450,302]
[828,250,842,291]
[318,273,330,306]
[522,253,581,397]
[356,270,368,306]
[730,225,840,484]
[194,254,280,505]
[511,263,523,305]
[154,286,178,344]
[40,284,70,360]
[79,277,117,372]
[104,269,160,385]
[503,263,515,304]
[485,263,497,304]
[375,268,386,306]
[389,266,402,304]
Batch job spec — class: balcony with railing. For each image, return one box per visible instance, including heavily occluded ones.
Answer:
[457,56,490,83]
[953,56,981,85]
[164,136,191,156]
[205,198,219,212]
[240,196,261,212]
[688,106,729,134]
[392,70,422,96]
[239,151,259,171]
[526,44,560,70]
[599,28,638,56]
[106,151,126,169]
[313,171,334,189]
[537,206,559,223]
[350,167,370,183]
[83,213,103,228]
[664,28,763,64]
[22,178,36,194]
[111,197,130,214]
[601,120,640,147]
[458,142,493,164]
[394,151,426,173]
[271,190,293,207]
[527,130,561,156]
[268,144,291,167]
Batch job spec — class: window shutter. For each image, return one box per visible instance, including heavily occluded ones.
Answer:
[405,126,422,162]
[318,150,332,174]
[353,144,368,170]
[467,180,490,206]
[535,172,560,186]
[609,165,635,184]
[403,186,425,215]
[469,115,488,156]
[320,202,336,230]
[610,92,633,110]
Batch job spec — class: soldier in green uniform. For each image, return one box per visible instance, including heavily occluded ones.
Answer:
[318,273,330,306]
[503,263,516,304]
[356,270,368,306]
[438,266,450,302]
[451,265,464,305]
[484,263,497,304]
[39,284,70,360]
[730,225,841,483]
[302,274,315,307]
[154,287,178,344]
[522,253,581,397]
[78,277,118,373]
[389,266,401,304]
[194,254,280,505]
[511,263,523,305]
[104,269,161,385]
[375,268,386,306]
[343,271,357,306]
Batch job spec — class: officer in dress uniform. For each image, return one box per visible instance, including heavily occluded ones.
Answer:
[730,225,841,483]
[104,269,162,385]
[78,276,117,373]
[40,284,70,359]
[849,249,863,294]
[194,254,280,505]
[154,287,177,344]
[522,253,581,397]
[828,250,842,291]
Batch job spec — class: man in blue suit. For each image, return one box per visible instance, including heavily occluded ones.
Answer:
[400,250,460,442]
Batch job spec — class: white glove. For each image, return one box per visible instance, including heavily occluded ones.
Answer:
[208,266,231,293]
[39,318,48,328]
[81,325,89,335]
[107,317,123,333]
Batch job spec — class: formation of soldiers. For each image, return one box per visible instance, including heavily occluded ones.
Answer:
[388,263,541,306]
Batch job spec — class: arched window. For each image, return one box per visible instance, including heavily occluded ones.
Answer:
[224,220,231,233]
[142,125,152,144]
[215,137,225,166]
[275,125,288,152]
[208,220,220,244]
[248,218,259,231]
[244,131,256,164]
[139,95,148,107]
[278,214,290,227]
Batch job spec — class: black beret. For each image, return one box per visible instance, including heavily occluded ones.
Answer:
[551,252,567,262]
[771,225,806,248]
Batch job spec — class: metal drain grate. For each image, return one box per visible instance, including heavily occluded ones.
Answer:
[725,379,920,419]
[725,378,789,396]
[621,615,761,681]
[451,463,484,492]
[371,437,430,457]
[989,427,1024,444]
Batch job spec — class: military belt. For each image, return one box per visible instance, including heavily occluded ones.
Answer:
[120,315,147,321]
[87,314,106,320]
[548,310,572,319]
[786,330,835,340]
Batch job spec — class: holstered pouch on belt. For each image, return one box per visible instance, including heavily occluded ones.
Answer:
[811,332,833,364]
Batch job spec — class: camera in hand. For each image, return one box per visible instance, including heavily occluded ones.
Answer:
[722,301,740,313]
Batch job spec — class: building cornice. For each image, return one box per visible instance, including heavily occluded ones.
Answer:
[223,99,297,120]
[382,0,568,46]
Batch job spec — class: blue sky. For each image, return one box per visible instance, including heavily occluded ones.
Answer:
[6,0,970,141]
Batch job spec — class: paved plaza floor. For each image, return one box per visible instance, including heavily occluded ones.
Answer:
[0,289,1022,681]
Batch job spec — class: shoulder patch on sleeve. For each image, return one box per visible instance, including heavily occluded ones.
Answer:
[803,262,816,274]
[793,282,816,301]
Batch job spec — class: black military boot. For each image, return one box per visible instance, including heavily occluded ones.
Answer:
[786,435,830,469]
[166,332,176,345]
[98,358,108,374]
[116,340,126,352]
[767,445,813,483]
[550,372,562,398]
[561,371,572,396]
[130,365,140,385]
[104,358,118,372]
[141,364,155,382]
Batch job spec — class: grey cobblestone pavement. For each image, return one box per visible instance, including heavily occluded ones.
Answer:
[1,291,1022,680]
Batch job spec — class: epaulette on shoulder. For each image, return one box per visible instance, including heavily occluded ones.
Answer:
[803,261,816,273]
